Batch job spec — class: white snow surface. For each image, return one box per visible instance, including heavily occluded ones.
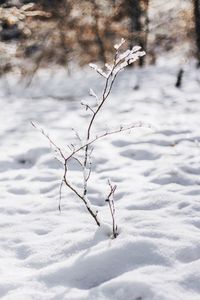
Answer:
[0,65,200,300]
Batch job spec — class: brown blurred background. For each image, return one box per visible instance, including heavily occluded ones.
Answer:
[0,0,200,77]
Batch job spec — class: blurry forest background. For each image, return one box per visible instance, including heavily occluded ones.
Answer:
[0,0,200,77]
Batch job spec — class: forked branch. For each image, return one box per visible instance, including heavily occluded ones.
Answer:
[32,39,146,234]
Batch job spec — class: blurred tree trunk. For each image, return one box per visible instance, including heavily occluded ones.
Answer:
[193,0,200,66]
[92,1,107,64]
[126,0,149,66]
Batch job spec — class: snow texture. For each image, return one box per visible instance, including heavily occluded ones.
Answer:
[0,65,200,300]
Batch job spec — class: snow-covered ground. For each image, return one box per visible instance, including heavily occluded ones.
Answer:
[0,65,200,300]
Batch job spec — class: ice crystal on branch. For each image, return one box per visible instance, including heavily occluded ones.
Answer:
[89,63,108,78]
[114,38,125,50]
[33,39,147,238]
[90,39,145,79]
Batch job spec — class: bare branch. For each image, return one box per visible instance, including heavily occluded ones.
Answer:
[70,156,83,167]
[59,179,64,212]
[71,128,82,142]
[62,160,100,226]
[31,122,66,161]
[65,121,151,163]
[106,179,118,238]
[81,101,95,114]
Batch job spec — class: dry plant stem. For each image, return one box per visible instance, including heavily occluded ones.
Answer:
[32,40,146,231]
[106,180,118,238]
[63,159,100,226]
[31,121,144,227]
[67,122,148,163]
[31,121,99,226]
[83,48,124,198]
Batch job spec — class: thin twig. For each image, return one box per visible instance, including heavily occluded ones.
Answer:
[59,180,64,212]
[81,102,95,114]
[106,180,118,238]
[31,122,66,161]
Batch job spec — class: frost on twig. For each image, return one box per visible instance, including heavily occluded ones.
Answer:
[114,37,125,50]
[33,39,146,236]
[89,63,108,78]
[106,180,118,238]
[89,38,145,79]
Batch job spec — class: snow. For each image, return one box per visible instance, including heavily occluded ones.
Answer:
[0,65,200,300]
